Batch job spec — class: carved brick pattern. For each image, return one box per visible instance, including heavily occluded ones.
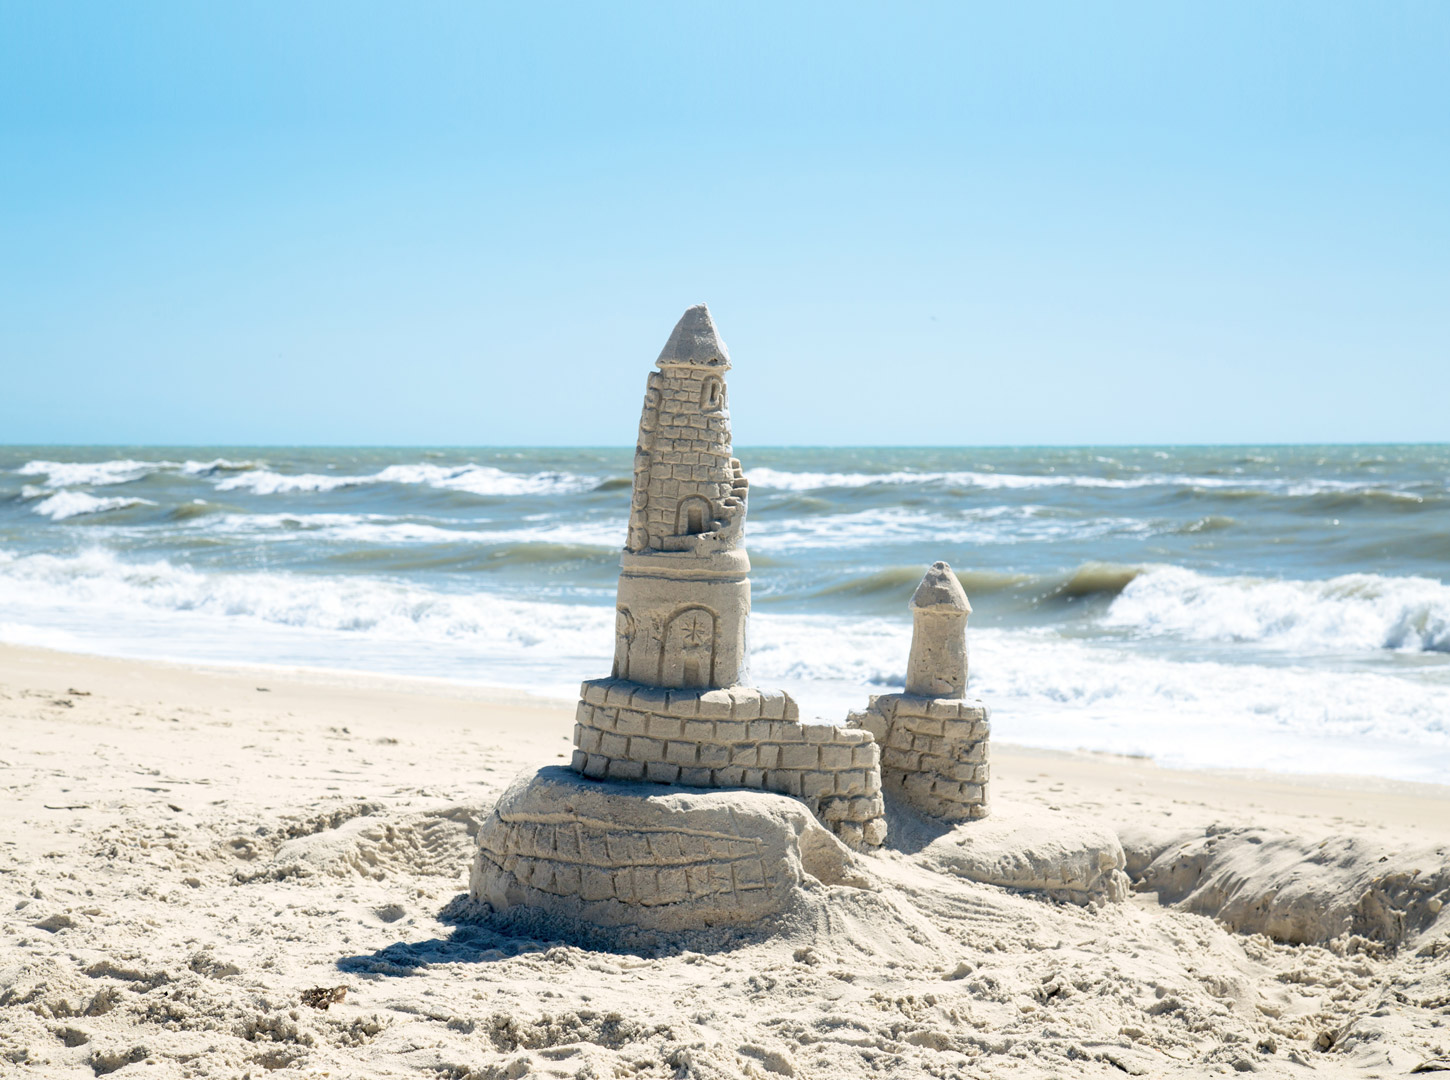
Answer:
[849,693,991,822]
[475,812,783,910]
[571,678,888,850]
[628,366,740,554]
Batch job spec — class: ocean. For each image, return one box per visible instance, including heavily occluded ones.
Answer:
[2,445,1447,782]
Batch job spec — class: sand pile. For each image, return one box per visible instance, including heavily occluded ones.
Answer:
[4,647,1450,1078]
[471,766,868,932]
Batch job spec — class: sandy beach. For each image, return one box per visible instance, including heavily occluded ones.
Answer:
[3,642,1448,1078]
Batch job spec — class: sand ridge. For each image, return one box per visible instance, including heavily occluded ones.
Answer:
[2,644,1449,1078]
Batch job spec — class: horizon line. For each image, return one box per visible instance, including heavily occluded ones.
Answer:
[1,441,1447,452]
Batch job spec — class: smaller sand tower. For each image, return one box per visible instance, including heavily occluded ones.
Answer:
[905,561,972,698]
[849,561,991,822]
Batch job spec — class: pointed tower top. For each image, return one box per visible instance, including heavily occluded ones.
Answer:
[656,304,731,368]
[910,561,972,614]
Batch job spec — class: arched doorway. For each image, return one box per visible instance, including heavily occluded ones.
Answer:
[659,606,716,688]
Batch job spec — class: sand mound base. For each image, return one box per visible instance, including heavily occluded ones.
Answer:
[1123,823,1450,947]
[470,767,867,931]
[913,801,1130,905]
[470,773,1133,940]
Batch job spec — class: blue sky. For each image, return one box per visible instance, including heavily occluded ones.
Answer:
[2,2,1446,446]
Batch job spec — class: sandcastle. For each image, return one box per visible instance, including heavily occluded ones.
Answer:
[848,562,991,823]
[470,305,994,928]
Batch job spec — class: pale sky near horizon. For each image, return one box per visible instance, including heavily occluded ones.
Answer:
[1,2,1447,447]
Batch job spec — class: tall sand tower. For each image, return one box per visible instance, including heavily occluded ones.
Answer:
[565,304,887,850]
[613,304,752,689]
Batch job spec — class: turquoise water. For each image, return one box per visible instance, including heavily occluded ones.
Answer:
[2,445,1447,781]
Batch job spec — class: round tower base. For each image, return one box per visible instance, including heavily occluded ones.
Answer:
[470,766,868,931]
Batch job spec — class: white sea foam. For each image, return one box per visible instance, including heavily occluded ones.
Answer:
[17,459,168,488]
[30,492,157,521]
[749,506,1153,552]
[372,463,595,497]
[188,512,404,539]
[195,505,1121,552]
[381,520,622,548]
[180,458,260,475]
[967,631,1450,777]
[11,455,1418,502]
[9,458,595,498]
[14,457,257,488]
[0,549,611,654]
[188,512,624,549]
[1102,567,1450,654]
[1,550,1446,780]
[214,470,368,495]
[746,466,1415,497]
[752,618,1450,778]
[214,463,596,498]
[174,504,1145,553]
[747,467,1126,491]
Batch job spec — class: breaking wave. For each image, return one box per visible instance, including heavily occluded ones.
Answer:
[180,458,260,476]
[187,512,625,551]
[747,466,1427,501]
[0,549,612,653]
[30,492,157,521]
[10,457,598,498]
[811,566,1034,602]
[0,550,1446,779]
[748,467,1152,491]
[1176,515,1237,534]
[175,505,1163,556]
[212,471,365,495]
[808,563,1142,610]
[215,463,596,498]
[16,457,261,488]
[18,459,163,488]
[1103,567,1450,654]
[1044,562,1145,601]
[4,445,1447,783]
[749,507,1154,553]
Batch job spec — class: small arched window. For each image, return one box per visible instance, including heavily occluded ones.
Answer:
[700,376,724,412]
[676,496,711,536]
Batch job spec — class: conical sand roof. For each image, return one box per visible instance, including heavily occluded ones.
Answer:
[656,304,731,367]
[910,561,972,614]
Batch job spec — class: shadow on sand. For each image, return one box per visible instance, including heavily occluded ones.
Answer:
[336,893,778,975]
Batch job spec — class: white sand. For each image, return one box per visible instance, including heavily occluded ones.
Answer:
[3,643,1448,1078]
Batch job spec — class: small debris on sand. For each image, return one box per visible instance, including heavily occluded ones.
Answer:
[300,986,347,1011]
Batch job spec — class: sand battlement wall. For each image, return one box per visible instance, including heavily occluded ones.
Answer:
[850,693,991,822]
[570,678,887,849]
